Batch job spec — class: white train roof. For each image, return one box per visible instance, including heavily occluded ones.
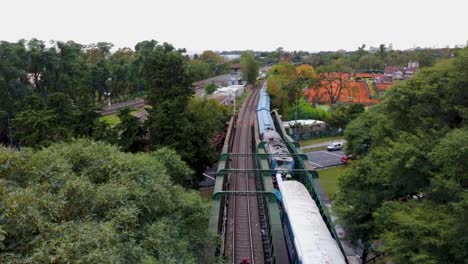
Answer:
[277,177,346,264]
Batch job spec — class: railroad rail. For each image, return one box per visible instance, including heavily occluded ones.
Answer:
[224,88,265,264]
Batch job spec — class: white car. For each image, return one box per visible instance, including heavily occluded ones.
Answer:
[327,142,343,151]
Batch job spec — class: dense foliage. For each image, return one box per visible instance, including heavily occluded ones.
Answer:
[284,99,331,121]
[240,51,260,85]
[336,48,468,263]
[0,39,230,184]
[328,103,365,129]
[187,50,230,81]
[204,82,218,95]
[256,44,458,71]
[266,63,318,116]
[0,139,212,263]
[0,39,148,148]
[142,41,229,177]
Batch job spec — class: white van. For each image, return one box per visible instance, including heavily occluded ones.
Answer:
[327,142,343,151]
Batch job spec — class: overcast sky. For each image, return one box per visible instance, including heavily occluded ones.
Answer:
[1,0,467,52]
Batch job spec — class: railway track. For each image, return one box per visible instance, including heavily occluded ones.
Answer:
[225,88,265,264]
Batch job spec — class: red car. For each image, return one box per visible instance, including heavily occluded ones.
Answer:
[341,155,353,164]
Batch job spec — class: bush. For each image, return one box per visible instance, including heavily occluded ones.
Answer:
[204,82,218,95]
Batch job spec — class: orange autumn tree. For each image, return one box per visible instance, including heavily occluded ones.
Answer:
[306,61,352,104]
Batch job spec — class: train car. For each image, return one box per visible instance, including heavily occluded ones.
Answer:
[263,128,295,171]
[257,86,273,136]
[256,90,294,171]
[257,84,346,263]
[276,175,346,264]
[257,109,274,137]
[257,85,270,112]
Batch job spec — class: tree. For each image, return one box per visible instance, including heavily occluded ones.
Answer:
[143,41,193,149]
[266,63,318,115]
[267,63,297,114]
[311,70,350,104]
[199,50,224,64]
[335,48,468,262]
[374,199,466,264]
[108,48,137,101]
[12,109,59,147]
[329,103,365,129]
[188,50,229,80]
[143,41,229,176]
[0,139,213,263]
[152,147,195,187]
[185,97,229,175]
[204,82,217,95]
[187,59,211,81]
[240,51,260,85]
[357,54,384,71]
[116,107,145,153]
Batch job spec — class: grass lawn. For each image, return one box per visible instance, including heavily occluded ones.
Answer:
[99,110,140,125]
[317,166,347,200]
[299,136,342,147]
[316,104,330,111]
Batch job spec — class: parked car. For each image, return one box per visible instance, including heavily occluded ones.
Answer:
[327,142,344,151]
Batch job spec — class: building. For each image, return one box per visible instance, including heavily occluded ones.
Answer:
[383,61,419,82]
[214,85,245,97]
[208,85,246,106]
[229,63,243,85]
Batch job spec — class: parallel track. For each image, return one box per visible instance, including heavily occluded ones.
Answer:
[225,88,264,264]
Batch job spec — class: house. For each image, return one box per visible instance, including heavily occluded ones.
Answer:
[384,66,405,82]
[383,61,419,82]
[404,61,419,78]
[230,63,241,76]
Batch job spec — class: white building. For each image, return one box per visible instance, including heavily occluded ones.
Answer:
[213,85,245,97]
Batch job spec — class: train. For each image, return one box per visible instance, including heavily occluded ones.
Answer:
[256,86,295,171]
[256,85,346,264]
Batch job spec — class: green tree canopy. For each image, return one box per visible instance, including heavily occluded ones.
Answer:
[328,103,365,129]
[143,42,229,176]
[116,107,145,153]
[267,63,317,115]
[240,51,260,85]
[335,48,468,262]
[0,139,212,263]
[204,82,218,95]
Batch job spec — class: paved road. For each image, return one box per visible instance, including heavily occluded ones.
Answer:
[306,150,345,168]
[300,140,347,149]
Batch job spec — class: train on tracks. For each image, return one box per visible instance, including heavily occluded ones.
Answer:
[256,86,346,264]
[257,86,295,171]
